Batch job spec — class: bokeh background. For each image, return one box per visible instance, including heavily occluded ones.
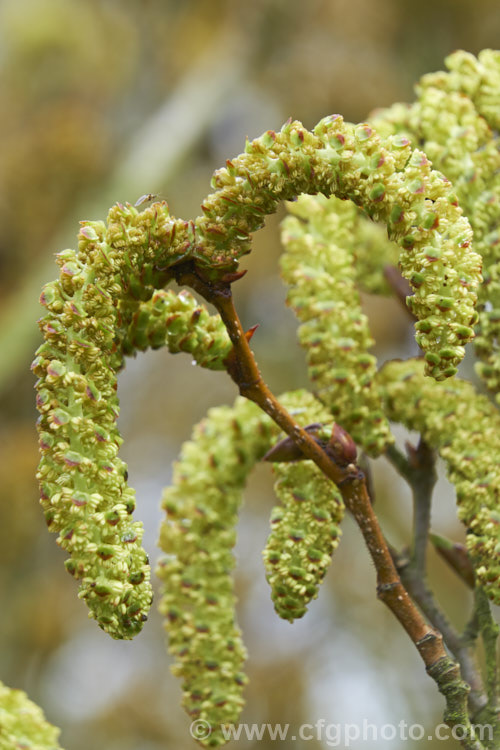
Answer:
[1,1,499,748]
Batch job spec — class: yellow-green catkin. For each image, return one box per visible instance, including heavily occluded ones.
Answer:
[0,681,63,750]
[32,201,226,639]
[281,193,393,456]
[198,117,481,380]
[411,53,500,402]
[371,51,500,401]
[262,391,344,621]
[378,358,500,604]
[423,49,500,131]
[121,288,231,368]
[263,460,344,621]
[157,398,275,746]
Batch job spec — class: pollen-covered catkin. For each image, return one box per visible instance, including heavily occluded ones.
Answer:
[197,116,481,380]
[0,681,63,750]
[281,193,393,456]
[157,397,275,746]
[371,51,500,401]
[32,244,153,639]
[121,288,231,368]
[32,201,203,639]
[33,104,484,637]
[422,49,500,131]
[378,358,500,604]
[263,459,344,621]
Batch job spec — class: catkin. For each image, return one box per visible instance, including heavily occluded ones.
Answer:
[33,202,229,638]
[0,681,63,750]
[281,193,393,456]
[371,50,500,401]
[157,397,275,746]
[263,460,344,621]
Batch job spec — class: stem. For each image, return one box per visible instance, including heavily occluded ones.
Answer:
[383,265,415,320]
[386,442,488,717]
[409,439,435,573]
[179,270,487,749]
[468,589,500,748]
[475,589,500,713]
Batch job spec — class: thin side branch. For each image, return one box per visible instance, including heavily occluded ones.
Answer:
[475,589,500,719]
[386,442,488,718]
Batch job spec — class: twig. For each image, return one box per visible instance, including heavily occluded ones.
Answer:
[430,533,476,590]
[463,590,500,747]
[177,267,487,749]
[386,442,488,717]
[383,265,416,320]
[475,589,500,717]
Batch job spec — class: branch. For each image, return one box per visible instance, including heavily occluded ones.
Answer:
[181,270,487,750]
[386,442,488,718]
[462,589,500,747]
[383,264,416,320]
[475,589,500,727]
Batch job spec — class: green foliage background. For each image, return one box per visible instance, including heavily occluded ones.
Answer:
[1,1,500,748]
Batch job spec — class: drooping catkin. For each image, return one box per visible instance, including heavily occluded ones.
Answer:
[281,193,393,456]
[199,116,481,380]
[157,389,341,744]
[157,397,275,746]
[371,50,500,401]
[263,459,344,621]
[32,202,228,639]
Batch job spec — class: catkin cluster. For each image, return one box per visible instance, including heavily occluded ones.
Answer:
[32,202,230,638]
[157,389,343,743]
[0,681,63,750]
[33,110,482,636]
[281,193,393,456]
[31,62,492,742]
[378,358,500,604]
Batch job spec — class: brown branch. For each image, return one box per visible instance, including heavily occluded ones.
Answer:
[175,266,486,749]
[383,264,416,320]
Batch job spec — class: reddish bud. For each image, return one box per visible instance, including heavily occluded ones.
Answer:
[326,424,357,466]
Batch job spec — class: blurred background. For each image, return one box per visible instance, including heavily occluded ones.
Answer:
[1,1,499,748]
